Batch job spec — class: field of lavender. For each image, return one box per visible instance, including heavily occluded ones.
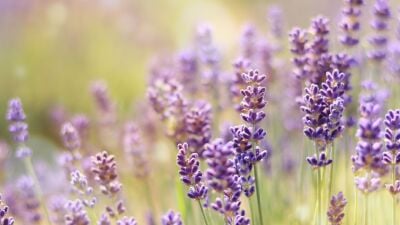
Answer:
[1,0,400,225]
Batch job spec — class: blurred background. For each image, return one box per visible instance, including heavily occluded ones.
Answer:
[0,0,340,137]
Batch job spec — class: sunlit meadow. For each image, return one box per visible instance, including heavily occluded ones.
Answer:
[1,0,400,225]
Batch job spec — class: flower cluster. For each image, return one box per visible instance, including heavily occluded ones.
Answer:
[61,122,81,152]
[301,70,346,144]
[204,139,248,223]
[91,151,125,219]
[289,28,309,80]
[122,122,149,178]
[383,109,400,195]
[327,192,347,225]
[0,194,14,225]
[176,143,208,200]
[352,88,385,174]
[231,70,268,197]
[6,98,31,158]
[368,0,391,62]
[70,170,96,208]
[184,101,212,156]
[339,0,364,47]
[161,210,182,225]
[64,199,90,225]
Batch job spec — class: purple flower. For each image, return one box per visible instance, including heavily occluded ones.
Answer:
[117,217,137,225]
[289,27,310,80]
[6,98,30,147]
[0,195,14,225]
[70,170,96,208]
[91,151,122,198]
[185,101,212,157]
[176,143,208,200]
[352,86,386,173]
[65,200,90,225]
[61,122,81,151]
[203,139,236,192]
[98,213,111,225]
[301,84,326,146]
[240,24,257,60]
[386,180,400,195]
[306,152,333,169]
[123,122,149,178]
[339,0,364,47]
[327,192,347,225]
[354,175,381,194]
[368,0,391,62]
[71,114,90,139]
[267,5,284,38]
[161,210,182,225]
[16,176,41,223]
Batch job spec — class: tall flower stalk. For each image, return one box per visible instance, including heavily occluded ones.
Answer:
[231,70,268,224]
[6,98,53,225]
[176,143,209,225]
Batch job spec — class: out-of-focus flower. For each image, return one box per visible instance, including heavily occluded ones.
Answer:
[339,0,364,47]
[161,210,182,225]
[117,216,137,225]
[16,176,41,223]
[184,101,212,157]
[6,98,31,158]
[355,175,381,193]
[0,194,14,225]
[267,5,284,39]
[65,199,90,225]
[368,0,391,62]
[61,122,81,152]
[122,122,149,178]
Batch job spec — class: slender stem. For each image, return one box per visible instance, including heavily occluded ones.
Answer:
[317,167,322,225]
[198,200,210,225]
[249,196,257,225]
[254,165,264,225]
[354,189,358,225]
[328,142,335,203]
[364,194,369,225]
[314,143,321,225]
[393,163,397,225]
[23,156,53,225]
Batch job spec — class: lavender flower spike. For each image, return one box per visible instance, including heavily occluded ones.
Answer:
[161,210,183,225]
[61,122,81,152]
[65,199,90,225]
[368,0,391,62]
[339,0,364,47]
[327,192,347,225]
[6,98,31,158]
[383,109,400,164]
[117,217,137,225]
[176,143,208,200]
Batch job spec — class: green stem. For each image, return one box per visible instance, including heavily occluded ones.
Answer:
[249,196,257,225]
[254,165,264,225]
[328,142,335,203]
[364,194,369,225]
[198,200,210,225]
[23,156,53,225]
[393,163,397,225]
[354,189,358,225]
